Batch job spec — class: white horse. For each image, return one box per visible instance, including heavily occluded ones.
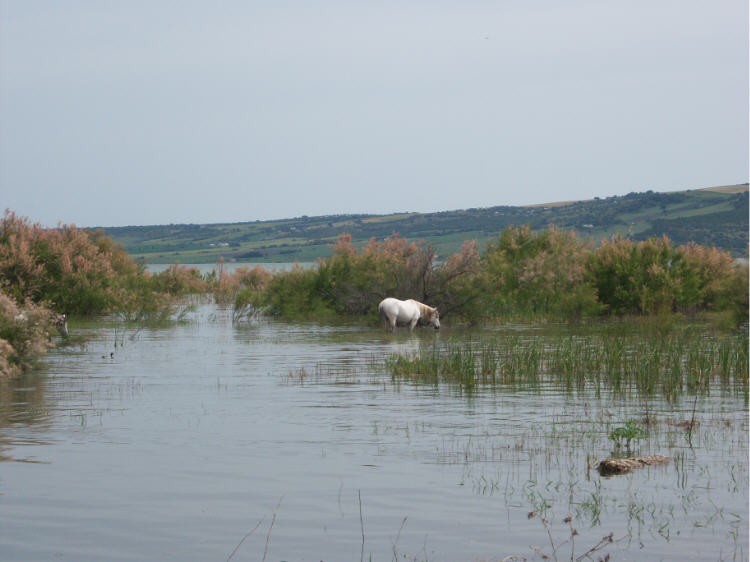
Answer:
[378,298,440,332]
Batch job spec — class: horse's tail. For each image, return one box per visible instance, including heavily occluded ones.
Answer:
[378,300,387,325]
[378,299,396,331]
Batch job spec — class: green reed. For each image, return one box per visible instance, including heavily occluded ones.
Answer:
[384,323,749,400]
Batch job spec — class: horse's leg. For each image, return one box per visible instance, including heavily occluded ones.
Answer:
[380,309,391,332]
[384,313,395,332]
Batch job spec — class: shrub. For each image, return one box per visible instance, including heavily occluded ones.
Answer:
[0,210,49,305]
[259,264,335,320]
[716,261,749,328]
[0,289,56,377]
[0,211,142,314]
[675,242,742,312]
[253,233,484,322]
[200,260,272,307]
[230,266,274,322]
[319,233,437,314]
[429,240,485,323]
[0,210,191,321]
[149,264,208,297]
[246,227,748,324]
[482,225,600,318]
[588,235,746,317]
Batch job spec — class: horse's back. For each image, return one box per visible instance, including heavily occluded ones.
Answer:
[379,297,399,310]
[378,297,398,316]
[379,298,416,323]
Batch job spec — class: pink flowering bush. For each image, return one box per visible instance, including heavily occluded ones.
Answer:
[0,211,139,314]
[0,210,206,374]
[0,289,56,378]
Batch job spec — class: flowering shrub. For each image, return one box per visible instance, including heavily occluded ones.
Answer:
[207,260,272,306]
[257,227,747,325]
[0,211,144,314]
[148,264,208,297]
[258,232,481,320]
[588,235,746,317]
[0,210,207,374]
[429,240,485,322]
[316,232,437,315]
[232,265,274,322]
[0,289,56,378]
[482,226,601,318]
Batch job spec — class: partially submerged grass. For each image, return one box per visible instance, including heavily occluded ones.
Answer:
[384,322,749,400]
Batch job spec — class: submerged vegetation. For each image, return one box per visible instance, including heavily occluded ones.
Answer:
[383,326,748,400]
[1,209,747,379]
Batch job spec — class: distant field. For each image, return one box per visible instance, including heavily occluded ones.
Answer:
[99,184,749,263]
[701,183,748,194]
[525,200,580,208]
[527,184,748,207]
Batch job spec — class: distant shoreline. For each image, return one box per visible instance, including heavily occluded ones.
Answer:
[105,184,748,264]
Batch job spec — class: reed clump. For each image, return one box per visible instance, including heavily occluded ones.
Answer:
[384,323,748,399]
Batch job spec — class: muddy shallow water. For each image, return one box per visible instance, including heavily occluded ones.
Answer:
[1,304,747,561]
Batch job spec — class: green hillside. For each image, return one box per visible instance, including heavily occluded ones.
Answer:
[98,184,749,264]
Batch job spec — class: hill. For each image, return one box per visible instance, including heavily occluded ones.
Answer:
[98,184,749,263]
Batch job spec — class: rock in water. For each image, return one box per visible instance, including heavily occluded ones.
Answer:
[596,455,670,476]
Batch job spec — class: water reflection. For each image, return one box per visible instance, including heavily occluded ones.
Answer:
[0,304,746,562]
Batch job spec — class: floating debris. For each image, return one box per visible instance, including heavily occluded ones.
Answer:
[596,455,671,476]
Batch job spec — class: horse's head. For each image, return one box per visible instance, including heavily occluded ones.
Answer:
[426,308,440,330]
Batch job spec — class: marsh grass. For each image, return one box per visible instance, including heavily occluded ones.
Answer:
[384,322,748,400]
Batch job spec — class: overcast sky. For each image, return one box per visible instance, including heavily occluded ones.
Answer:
[1,1,747,227]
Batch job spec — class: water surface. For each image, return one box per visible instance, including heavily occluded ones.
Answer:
[1,304,747,561]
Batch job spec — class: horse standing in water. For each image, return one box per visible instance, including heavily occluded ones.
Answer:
[378,298,440,332]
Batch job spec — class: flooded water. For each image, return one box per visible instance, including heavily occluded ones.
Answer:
[1,303,747,562]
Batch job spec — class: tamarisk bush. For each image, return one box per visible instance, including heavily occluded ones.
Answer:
[257,233,483,321]
[0,210,142,314]
[255,226,747,325]
[589,234,747,319]
[0,210,202,375]
[0,289,56,378]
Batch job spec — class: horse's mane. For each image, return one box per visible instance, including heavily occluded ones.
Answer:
[413,300,436,317]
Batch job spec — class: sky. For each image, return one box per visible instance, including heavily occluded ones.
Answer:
[1,1,747,228]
